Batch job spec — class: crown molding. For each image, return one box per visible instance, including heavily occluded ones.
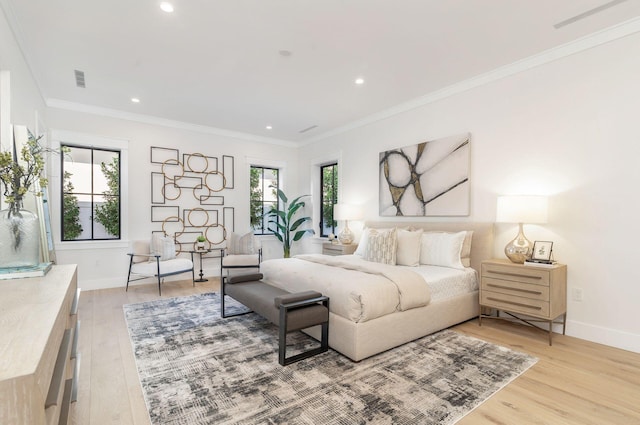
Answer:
[45,98,298,148]
[302,16,640,146]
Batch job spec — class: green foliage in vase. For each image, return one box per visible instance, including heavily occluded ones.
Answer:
[62,171,83,240]
[265,187,314,258]
[0,132,63,204]
[94,157,120,237]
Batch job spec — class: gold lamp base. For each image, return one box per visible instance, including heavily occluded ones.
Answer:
[338,222,354,245]
[504,223,533,264]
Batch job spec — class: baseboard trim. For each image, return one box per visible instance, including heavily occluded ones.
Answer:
[567,319,640,354]
[79,268,220,292]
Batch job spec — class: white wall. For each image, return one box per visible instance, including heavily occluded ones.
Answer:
[45,108,301,290]
[298,32,640,353]
[0,6,45,139]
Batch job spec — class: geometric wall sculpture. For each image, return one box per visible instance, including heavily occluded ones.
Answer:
[150,146,235,252]
[379,133,470,216]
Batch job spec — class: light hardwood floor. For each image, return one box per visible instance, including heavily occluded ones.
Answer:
[72,278,640,425]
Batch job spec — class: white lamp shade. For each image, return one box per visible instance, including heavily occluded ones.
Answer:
[496,196,548,224]
[333,204,363,221]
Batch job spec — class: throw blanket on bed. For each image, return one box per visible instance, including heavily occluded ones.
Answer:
[260,255,431,323]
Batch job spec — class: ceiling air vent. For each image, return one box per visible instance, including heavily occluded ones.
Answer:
[74,70,86,88]
[299,125,318,134]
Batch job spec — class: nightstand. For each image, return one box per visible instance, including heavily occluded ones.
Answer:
[322,242,357,256]
[479,259,567,345]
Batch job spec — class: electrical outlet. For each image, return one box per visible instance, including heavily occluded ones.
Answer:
[572,288,583,302]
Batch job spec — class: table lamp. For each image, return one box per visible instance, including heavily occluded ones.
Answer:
[333,204,362,245]
[496,195,548,263]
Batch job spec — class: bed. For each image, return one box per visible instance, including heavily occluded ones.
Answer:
[260,222,494,361]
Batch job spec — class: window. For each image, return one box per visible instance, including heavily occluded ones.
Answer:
[320,163,338,237]
[250,166,279,235]
[61,145,121,241]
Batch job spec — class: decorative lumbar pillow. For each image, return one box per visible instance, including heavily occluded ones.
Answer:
[396,228,423,266]
[419,231,466,269]
[151,233,177,261]
[355,227,392,257]
[227,231,256,255]
[364,228,397,265]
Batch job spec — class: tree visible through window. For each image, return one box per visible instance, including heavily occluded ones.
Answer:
[250,166,279,235]
[320,163,338,237]
[61,145,121,240]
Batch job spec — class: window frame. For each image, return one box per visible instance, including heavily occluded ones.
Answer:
[60,144,122,241]
[319,162,338,237]
[50,130,129,251]
[250,165,280,236]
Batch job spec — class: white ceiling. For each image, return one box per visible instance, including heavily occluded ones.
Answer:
[2,0,640,145]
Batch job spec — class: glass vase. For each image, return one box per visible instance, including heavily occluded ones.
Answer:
[0,199,41,268]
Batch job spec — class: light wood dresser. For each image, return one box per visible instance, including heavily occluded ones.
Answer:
[479,259,567,345]
[322,243,357,256]
[0,264,79,425]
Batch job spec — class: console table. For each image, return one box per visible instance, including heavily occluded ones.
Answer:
[0,264,79,425]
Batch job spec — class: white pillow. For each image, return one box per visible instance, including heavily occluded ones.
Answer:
[227,231,256,255]
[461,231,473,268]
[396,229,423,266]
[151,233,177,261]
[364,228,397,265]
[419,231,466,269]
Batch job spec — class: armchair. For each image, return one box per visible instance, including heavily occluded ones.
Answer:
[220,231,262,283]
[126,238,194,296]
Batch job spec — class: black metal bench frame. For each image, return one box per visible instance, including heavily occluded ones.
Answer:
[221,273,329,366]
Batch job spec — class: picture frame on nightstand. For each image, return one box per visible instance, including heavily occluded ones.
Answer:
[531,240,553,262]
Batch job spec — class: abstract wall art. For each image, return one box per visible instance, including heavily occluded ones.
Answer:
[150,146,235,252]
[379,133,471,216]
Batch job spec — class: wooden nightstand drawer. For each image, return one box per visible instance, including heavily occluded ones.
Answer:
[481,277,550,301]
[481,291,550,317]
[479,259,567,345]
[322,243,357,256]
[482,263,550,286]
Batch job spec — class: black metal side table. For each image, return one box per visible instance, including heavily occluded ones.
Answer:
[190,249,211,282]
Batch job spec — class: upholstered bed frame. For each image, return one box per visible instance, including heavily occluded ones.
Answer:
[303,222,495,362]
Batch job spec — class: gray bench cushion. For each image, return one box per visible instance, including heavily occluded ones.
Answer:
[274,291,322,308]
[225,280,288,324]
[225,282,328,330]
[227,273,264,284]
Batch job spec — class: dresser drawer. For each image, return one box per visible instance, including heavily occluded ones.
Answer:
[481,277,549,301]
[482,263,550,286]
[481,290,550,317]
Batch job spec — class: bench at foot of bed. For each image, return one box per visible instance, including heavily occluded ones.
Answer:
[221,272,330,366]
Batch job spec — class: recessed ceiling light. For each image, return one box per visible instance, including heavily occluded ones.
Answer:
[131,98,140,103]
[355,78,365,85]
[266,125,273,130]
[160,2,174,13]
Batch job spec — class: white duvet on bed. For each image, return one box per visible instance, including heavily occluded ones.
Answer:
[407,265,478,302]
[259,254,477,323]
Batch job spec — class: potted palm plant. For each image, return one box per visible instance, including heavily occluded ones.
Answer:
[265,187,314,258]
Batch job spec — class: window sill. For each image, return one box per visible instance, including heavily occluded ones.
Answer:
[55,239,129,251]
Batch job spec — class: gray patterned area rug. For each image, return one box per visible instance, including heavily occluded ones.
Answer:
[124,293,537,425]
